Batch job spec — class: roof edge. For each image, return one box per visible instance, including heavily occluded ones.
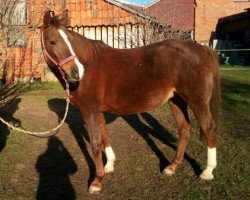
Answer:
[105,0,149,20]
[105,0,168,26]
[144,0,160,9]
[114,0,146,7]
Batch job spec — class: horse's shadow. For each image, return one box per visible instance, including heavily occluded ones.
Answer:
[122,113,202,175]
[48,98,202,183]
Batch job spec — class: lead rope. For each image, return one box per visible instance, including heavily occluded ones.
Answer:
[0,79,70,138]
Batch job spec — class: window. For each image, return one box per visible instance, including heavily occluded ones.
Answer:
[7,0,27,47]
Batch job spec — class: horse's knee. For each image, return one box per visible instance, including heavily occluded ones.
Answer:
[91,140,102,154]
[179,123,191,139]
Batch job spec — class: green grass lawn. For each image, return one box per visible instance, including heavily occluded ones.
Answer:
[215,67,250,199]
[220,68,250,137]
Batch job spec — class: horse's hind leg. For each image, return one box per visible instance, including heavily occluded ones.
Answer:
[100,117,116,173]
[164,95,191,175]
[191,104,217,180]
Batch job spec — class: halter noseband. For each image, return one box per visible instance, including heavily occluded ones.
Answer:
[41,29,77,79]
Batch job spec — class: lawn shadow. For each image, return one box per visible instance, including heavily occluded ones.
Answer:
[221,78,250,139]
[0,83,40,152]
[0,97,21,152]
[36,136,77,200]
[122,113,202,176]
[221,78,250,114]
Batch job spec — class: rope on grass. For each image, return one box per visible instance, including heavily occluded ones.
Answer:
[0,80,70,138]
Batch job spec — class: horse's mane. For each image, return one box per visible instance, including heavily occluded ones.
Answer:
[69,30,108,64]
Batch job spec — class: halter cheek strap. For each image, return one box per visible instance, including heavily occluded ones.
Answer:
[41,30,77,79]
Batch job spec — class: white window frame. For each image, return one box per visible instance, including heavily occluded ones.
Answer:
[7,0,27,47]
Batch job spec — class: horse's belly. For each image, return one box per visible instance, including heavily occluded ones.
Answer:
[106,88,175,115]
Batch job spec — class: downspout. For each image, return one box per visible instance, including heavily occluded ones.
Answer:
[193,0,197,42]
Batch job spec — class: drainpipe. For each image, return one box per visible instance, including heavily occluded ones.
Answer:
[193,0,197,42]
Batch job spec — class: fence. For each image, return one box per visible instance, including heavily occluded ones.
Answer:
[69,24,146,49]
[215,49,250,66]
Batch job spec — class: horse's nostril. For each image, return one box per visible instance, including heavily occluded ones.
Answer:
[71,69,79,79]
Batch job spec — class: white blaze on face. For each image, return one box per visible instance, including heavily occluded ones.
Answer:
[58,29,84,79]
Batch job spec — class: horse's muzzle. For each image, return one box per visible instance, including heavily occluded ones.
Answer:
[66,68,83,82]
[71,69,79,79]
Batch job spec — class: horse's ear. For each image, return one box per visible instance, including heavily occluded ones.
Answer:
[43,10,53,28]
[56,10,70,27]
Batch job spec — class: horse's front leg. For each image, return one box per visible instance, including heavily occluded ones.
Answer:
[81,110,105,194]
[100,115,116,173]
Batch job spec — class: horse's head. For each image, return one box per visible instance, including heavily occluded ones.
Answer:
[41,10,84,82]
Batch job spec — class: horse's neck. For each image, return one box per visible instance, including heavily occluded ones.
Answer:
[72,31,107,64]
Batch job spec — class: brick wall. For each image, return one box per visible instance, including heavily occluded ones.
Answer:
[195,0,250,45]
[3,29,47,83]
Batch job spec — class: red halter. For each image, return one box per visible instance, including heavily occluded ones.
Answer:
[41,30,77,79]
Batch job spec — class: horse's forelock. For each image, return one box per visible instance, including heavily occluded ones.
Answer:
[50,17,60,27]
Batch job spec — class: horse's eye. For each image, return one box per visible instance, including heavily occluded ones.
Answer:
[49,41,56,46]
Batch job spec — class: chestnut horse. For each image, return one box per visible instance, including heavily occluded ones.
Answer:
[41,10,220,194]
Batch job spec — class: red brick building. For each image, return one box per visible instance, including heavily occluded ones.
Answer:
[1,0,250,83]
[195,0,250,45]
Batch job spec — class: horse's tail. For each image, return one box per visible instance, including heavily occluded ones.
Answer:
[205,46,221,122]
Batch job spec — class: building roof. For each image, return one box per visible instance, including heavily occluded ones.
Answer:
[106,0,166,26]
[218,8,250,23]
[116,0,195,30]
[29,0,137,27]
[143,0,195,30]
[28,0,194,30]
[217,8,250,33]
[66,0,137,26]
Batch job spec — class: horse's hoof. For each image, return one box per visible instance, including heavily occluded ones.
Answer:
[163,164,177,176]
[200,170,214,180]
[163,167,175,176]
[104,164,114,173]
[89,185,101,194]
